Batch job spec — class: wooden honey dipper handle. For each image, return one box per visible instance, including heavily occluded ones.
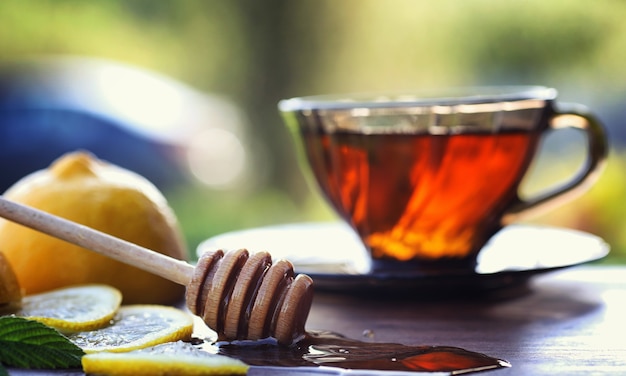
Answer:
[0,195,314,345]
[0,195,194,285]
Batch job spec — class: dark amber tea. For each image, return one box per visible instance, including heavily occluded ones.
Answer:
[280,86,606,272]
[303,130,540,263]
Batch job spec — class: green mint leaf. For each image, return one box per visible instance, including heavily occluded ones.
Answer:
[0,316,84,369]
[0,364,8,376]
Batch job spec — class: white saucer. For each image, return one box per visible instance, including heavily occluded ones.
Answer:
[197,222,609,296]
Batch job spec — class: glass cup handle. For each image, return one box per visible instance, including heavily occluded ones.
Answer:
[502,103,608,225]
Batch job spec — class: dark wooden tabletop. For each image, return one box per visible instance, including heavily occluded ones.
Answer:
[8,265,626,375]
[302,265,626,375]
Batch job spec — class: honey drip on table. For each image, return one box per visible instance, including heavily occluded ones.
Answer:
[210,330,511,374]
[185,248,508,373]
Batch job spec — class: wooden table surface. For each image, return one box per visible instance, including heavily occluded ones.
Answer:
[302,265,626,375]
[8,265,626,375]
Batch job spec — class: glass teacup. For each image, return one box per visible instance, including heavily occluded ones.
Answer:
[279,86,607,273]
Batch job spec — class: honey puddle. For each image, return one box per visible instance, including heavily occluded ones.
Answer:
[206,330,510,374]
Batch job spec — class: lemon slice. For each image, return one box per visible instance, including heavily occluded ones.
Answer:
[82,341,249,376]
[17,284,122,333]
[67,305,194,353]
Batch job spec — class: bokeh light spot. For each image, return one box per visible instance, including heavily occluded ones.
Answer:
[187,128,247,189]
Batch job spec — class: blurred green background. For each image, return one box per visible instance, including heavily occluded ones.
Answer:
[1,0,625,263]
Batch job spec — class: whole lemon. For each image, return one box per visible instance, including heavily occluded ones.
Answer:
[0,151,188,304]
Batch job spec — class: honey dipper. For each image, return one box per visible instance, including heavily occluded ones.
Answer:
[0,196,314,345]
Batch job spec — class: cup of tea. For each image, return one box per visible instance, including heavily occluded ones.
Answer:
[279,86,607,273]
